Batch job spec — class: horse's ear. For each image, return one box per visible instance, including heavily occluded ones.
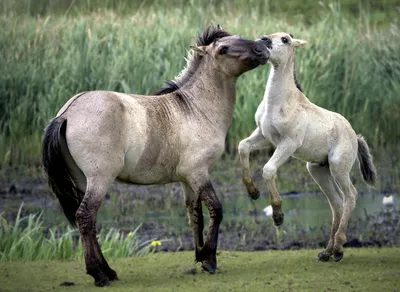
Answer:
[293,39,307,48]
[216,24,223,31]
[190,45,207,55]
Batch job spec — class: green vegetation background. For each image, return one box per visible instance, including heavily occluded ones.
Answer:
[0,0,399,166]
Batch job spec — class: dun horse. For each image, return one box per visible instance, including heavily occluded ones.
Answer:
[238,33,376,262]
[42,25,269,286]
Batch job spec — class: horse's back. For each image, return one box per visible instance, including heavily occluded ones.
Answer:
[59,90,183,184]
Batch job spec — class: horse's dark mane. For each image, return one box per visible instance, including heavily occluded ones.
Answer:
[154,25,231,95]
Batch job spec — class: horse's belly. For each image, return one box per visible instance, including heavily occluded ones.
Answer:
[116,168,177,185]
[292,142,328,164]
[117,145,179,185]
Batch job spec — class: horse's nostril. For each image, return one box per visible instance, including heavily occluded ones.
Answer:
[254,48,262,54]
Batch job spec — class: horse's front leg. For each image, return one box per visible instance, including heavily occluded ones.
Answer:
[238,127,269,200]
[262,140,298,226]
[187,177,222,274]
[181,182,204,262]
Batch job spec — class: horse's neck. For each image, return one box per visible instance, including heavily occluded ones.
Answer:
[184,66,237,132]
[264,58,298,109]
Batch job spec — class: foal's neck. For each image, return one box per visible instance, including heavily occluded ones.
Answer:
[264,55,299,105]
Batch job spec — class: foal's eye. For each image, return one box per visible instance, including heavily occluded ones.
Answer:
[281,37,288,44]
[219,46,228,55]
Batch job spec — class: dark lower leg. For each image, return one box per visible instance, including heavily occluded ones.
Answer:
[76,200,111,287]
[192,199,205,261]
[93,241,118,280]
[77,214,110,286]
[197,182,222,273]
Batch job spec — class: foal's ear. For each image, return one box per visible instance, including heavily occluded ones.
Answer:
[292,39,307,48]
[190,45,208,55]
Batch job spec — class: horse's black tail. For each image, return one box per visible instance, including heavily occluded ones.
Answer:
[357,135,377,187]
[42,116,84,227]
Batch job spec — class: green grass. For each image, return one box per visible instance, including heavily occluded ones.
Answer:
[0,1,399,166]
[0,248,399,291]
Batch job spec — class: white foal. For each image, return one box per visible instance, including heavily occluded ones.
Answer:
[239,33,376,262]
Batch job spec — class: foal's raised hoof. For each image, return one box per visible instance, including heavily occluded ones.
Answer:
[316,251,331,262]
[334,252,344,262]
[273,213,284,226]
[248,188,260,200]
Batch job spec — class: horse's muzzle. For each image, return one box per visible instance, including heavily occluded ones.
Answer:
[252,42,270,65]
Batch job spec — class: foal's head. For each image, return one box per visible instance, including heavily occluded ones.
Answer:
[191,26,270,77]
[257,33,307,67]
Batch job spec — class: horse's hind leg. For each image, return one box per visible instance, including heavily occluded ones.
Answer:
[182,182,204,262]
[76,177,118,287]
[307,163,343,262]
[330,171,357,262]
[238,127,269,200]
[329,151,358,262]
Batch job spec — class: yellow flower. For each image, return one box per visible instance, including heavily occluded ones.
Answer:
[127,232,134,239]
[151,241,162,247]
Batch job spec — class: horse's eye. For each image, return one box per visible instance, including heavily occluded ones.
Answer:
[281,37,288,44]
[219,46,228,55]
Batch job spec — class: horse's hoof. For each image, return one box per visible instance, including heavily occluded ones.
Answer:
[201,261,217,274]
[316,251,331,262]
[248,188,260,200]
[94,278,110,287]
[273,213,284,226]
[107,270,119,281]
[334,252,344,262]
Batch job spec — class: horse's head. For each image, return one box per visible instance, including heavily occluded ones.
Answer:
[191,27,270,77]
[257,33,307,67]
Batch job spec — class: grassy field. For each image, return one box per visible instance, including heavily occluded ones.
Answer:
[0,0,399,166]
[0,248,399,291]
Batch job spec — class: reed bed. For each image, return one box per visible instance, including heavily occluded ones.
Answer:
[0,204,158,261]
[0,0,399,166]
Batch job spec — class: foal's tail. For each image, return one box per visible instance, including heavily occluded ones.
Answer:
[42,116,84,227]
[357,135,377,187]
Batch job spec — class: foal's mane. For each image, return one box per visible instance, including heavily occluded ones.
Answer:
[154,25,231,95]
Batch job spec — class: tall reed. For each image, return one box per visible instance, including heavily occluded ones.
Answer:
[0,1,398,166]
[0,204,157,261]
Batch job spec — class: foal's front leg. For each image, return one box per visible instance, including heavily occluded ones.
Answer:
[188,178,222,273]
[262,140,298,226]
[238,127,269,200]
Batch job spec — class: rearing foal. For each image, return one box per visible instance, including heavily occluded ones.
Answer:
[43,25,269,286]
[238,33,376,262]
